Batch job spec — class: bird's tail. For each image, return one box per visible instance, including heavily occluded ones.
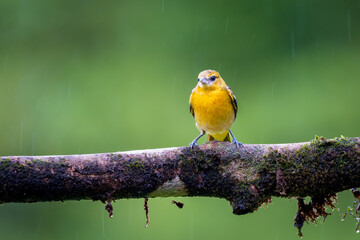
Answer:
[223,132,231,142]
[208,132,231,142]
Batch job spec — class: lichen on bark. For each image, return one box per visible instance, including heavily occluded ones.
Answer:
[1,136,360,234]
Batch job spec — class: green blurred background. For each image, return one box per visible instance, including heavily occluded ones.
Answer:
[1,0,360,239]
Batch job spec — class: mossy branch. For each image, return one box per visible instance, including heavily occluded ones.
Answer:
[1,136,359,216]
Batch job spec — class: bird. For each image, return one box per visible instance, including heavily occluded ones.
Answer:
[189,69,242,148]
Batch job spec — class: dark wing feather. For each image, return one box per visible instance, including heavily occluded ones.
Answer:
[189,89,195,118]
[226,86,237,120]
[190,104,195,118]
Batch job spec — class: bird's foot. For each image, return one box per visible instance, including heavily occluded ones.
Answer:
[232,139,243,148]
[189,140,198,149]
[233,139,250,154]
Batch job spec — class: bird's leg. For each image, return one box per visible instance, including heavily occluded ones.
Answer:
[229,130,244,148]
[189,130,205,148]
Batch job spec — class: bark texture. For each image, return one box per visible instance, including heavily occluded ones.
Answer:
[0,136,359,215]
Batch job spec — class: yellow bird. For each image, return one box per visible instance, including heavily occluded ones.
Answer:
[189,70,242,148]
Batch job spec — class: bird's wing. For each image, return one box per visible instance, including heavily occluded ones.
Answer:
[226,86,237,120]
[189,89,195,118]
[190,104,195,118]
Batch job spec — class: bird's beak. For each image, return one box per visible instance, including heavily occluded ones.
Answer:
[199,76,208,85]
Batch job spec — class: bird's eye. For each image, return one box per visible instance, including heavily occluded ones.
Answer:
[210,76,216,81]
[197,78,200,81]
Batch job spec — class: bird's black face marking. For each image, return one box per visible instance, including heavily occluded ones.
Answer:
[210,75,216,81]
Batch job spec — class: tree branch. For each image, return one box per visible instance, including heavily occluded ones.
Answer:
[1,136,359,216]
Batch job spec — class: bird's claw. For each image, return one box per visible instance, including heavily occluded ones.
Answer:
[233,140,250,154]
[189,141,198,149]
[232,139,243,148]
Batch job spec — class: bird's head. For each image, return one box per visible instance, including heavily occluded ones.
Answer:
[197,70,226,89]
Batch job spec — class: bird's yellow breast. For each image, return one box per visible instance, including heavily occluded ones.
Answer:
[190,86,235,140]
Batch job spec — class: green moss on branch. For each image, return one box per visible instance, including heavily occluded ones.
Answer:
[0,136,359,217]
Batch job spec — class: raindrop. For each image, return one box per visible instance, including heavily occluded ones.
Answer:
[189,212,194,240]
[20,121,24,153]
[35,216,42,234]
[271,82,275,96]
[225,17,229,35]
[68,80,72,99]
[171,76,176,94]
[347,8,352,42]
[32,132,35,155]
[3,55,8,69]
[315,33,319,47]
[291,29,295,58]
[102,206,105,238]
[275,225,279,240]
